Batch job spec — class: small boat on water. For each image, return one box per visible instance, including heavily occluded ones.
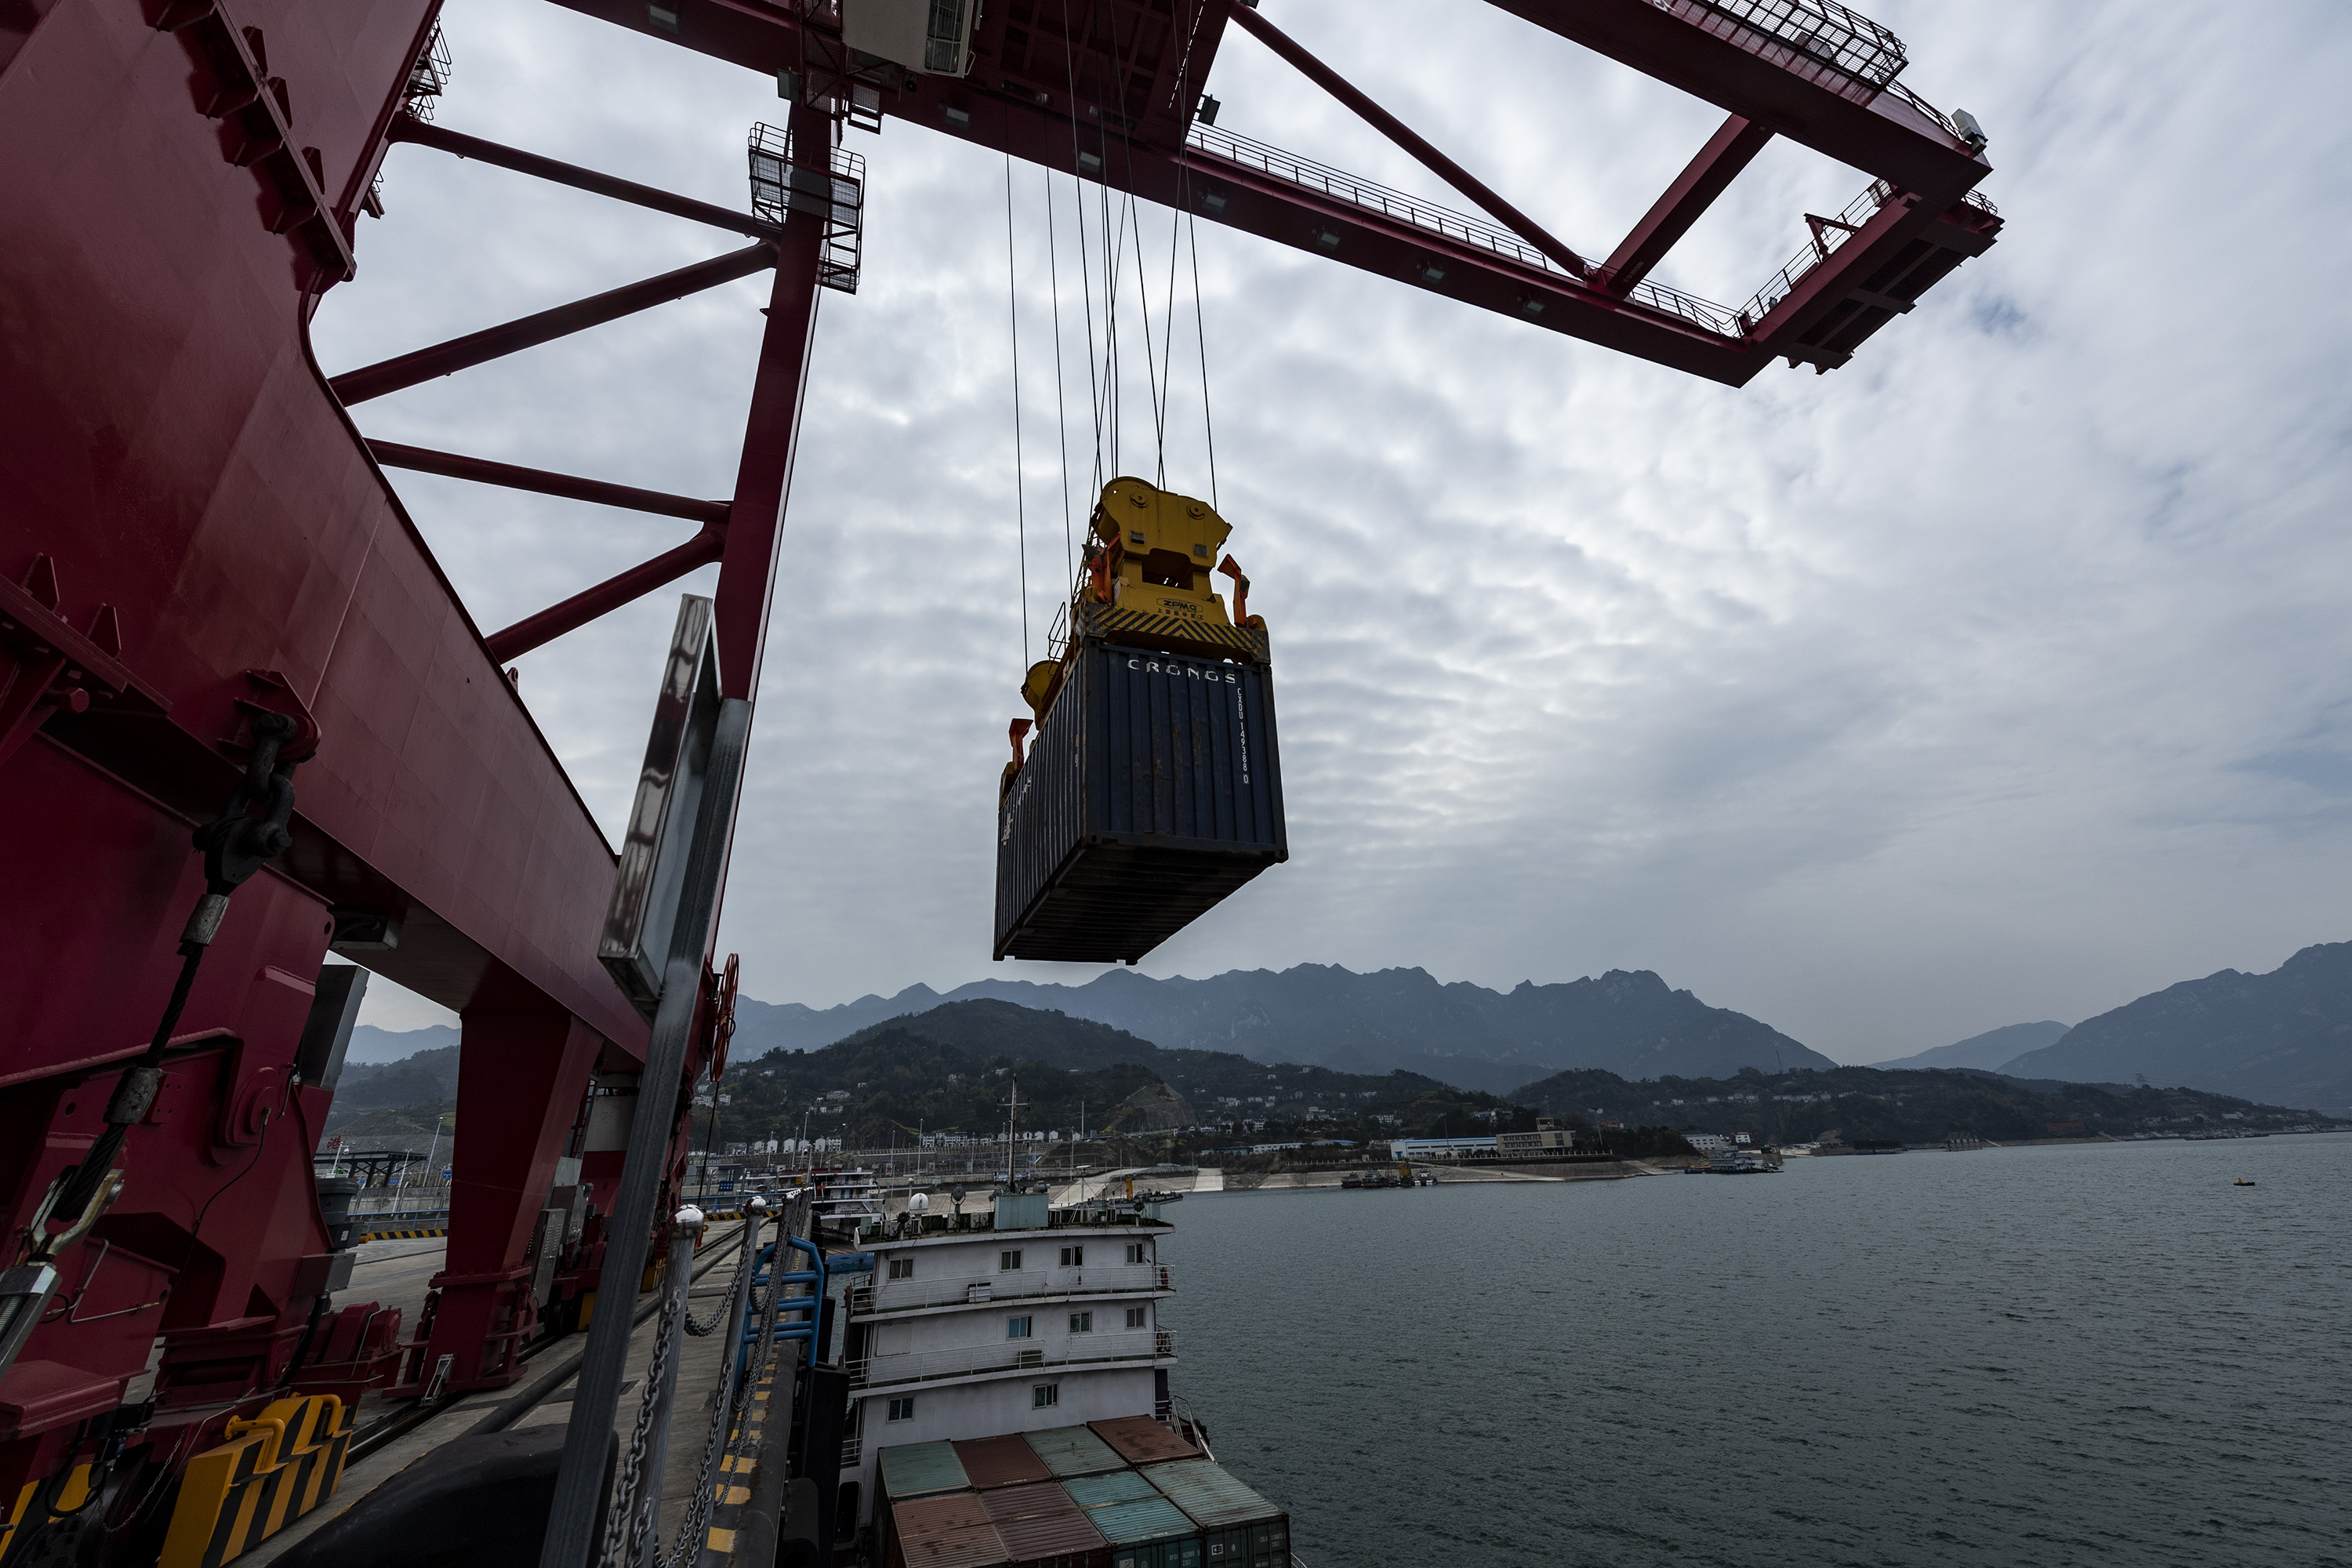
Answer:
[2235,1178,2257,1186]
[1687,1154,1777,1174]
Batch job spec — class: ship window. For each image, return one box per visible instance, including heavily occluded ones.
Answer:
[1069,1312,1092,1334]
[1124,1243,1145,1265]
[1007,1316,1032,1339]
[887,1398,915,1421]
[887,1257,913,1279]
[1032,1383,1059,1409]
[1000,1250,1022,1271]
[1060,1245,1083,1266]
[1126,1306,1146,1330]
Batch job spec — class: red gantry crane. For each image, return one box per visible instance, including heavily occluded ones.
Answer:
[0,1,1996,1562]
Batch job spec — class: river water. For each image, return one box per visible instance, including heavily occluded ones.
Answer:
[1156,1134,2352,1568]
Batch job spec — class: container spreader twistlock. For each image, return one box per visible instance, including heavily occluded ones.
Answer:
[995,477,1287,965]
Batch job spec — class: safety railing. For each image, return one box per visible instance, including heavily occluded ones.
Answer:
[1181,124,1743,340]
[848,1264,1174,1316]
[848,1329,1176,1389]
[1738,178,1890,327]
[1645,0,1907,103]
[1737,175,1997,328]
[746,122,866,293]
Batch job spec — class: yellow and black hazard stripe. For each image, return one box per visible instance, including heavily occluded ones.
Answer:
[1,1462,93,1558]
[159,1394,352,1568]
[354,1225,447,1242]
[1080,604,1266,659]
[698,1362,782,1566]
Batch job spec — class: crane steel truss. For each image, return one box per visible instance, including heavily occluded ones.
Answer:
[0,0,1997,1554]
[547,0,2002,381]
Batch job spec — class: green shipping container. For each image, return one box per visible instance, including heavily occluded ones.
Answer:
[1142,1461,1287,1568]
[1062,1472,1160,1511]
[1086,1496,1201,1568]
[881,1442,975,1501]
[1022,1425,1126,1479]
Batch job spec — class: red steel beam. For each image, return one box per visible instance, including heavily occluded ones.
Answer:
[485,526,728,664]
[388,115,785,242]
[1220,0,1592,279]
[711,99,831,701]
[328,241,776,405]
[368,440,731,524]
[1486,0,1987,207]
[1600,113,1773,293]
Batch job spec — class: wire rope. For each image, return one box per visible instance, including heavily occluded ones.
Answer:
[1043,165,1077,597]
[1059,0,1107,495]
[1004,149,1030,666]
[1188,197,1219,510]
[1102,15,1163,483]
[1156,190,1181,484]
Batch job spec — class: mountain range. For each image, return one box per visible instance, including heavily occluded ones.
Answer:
[2002,941,2352,1113]
[1869,1021,2070,1073]
[341,941,2352,1115]
[723,964,1835,1091]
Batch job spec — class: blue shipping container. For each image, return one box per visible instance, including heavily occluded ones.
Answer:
[995,643,1285,963]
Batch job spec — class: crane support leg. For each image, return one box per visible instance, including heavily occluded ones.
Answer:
[397,1011,601,1395]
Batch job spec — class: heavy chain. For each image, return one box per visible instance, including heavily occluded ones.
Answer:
[600,1266,684,1568]
[682,1220,756,1338]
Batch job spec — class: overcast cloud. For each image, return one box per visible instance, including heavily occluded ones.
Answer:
[319,0,2352,1064]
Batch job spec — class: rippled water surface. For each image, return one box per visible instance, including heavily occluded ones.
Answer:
[1156,1135,2352,1568]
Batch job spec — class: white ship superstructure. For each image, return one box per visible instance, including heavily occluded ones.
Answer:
[812,1166,886,1229]
[840,1191,1179,1529]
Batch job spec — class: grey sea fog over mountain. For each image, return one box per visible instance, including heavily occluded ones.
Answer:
[1163,1135,2352,1567]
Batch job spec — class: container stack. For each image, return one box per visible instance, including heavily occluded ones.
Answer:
[880,1421,1290,1568]
[994,477,1287,965]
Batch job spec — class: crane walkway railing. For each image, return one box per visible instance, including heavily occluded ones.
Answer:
[1181,123,1744,340]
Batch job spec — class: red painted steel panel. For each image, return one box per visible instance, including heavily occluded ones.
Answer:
[0,0,647,1050]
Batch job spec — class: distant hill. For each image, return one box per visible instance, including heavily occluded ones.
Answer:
[722,1013,1529,1149]
[1511,1062,2330,1145]
[729,964,1835,1090]
[1871,1021,2070,1072]
[2002,942,2352,1114]
[345,1023,458,1065]
[833,1000,1454,1109]
[322,1044,460,1134]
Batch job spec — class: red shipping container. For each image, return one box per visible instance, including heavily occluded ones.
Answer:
[957,1434,1059,1490]
[1090,1417,1200,1467]
[982,1482,1085,1525]
[999,1506,1112,1568]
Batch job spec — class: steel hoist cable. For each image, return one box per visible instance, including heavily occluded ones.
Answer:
[1043,165,1077,596]
[1058,0,1107,498]
[1188,198,1218,509]
[1004,148,1031,666]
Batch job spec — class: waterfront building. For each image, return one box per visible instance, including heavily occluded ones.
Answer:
[840,1192,1179,1530]
[1392,1118,1592,1162]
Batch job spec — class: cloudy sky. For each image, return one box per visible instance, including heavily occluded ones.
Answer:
[321,0,2352,1064]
